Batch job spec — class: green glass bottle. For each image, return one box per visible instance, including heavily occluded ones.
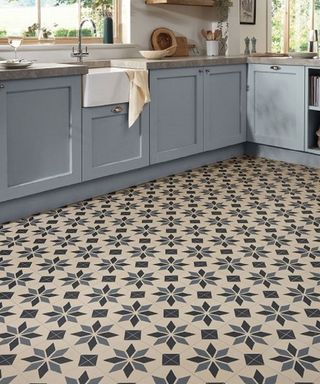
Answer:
[103,16,113,44]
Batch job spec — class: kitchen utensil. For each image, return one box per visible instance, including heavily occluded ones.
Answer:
[201,29,207,40]
[213,29,222,41]
[206,31,213,41]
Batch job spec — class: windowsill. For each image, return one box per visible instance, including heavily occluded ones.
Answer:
[0,43,137,52]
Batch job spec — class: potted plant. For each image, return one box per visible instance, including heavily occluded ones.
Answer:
[214,0,233,55]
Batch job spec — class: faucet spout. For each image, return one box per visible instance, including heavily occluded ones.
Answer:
[71,18,97,63]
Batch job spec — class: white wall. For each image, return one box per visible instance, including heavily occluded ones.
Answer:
[239,0,269,53]
[1,0,255,61]
[131,0,240,55]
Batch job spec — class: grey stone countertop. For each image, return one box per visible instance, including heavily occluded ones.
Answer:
[111,55,320,70]
[0,63,88,81]
[2,55,320,81]
[111,55,248,70]
[247,56,320,66]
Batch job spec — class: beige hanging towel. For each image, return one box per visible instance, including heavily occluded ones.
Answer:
[126,70,151,128]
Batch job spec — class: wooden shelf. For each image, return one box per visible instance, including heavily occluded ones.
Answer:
[145,0,215,6]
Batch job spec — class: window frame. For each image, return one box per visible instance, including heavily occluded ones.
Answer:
[0,0,122,45]
[268,0,316,52]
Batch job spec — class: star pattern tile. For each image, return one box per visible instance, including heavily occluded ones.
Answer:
[0,156,319,383]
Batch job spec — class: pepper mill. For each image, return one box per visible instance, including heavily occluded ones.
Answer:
[251,37,257,54]
[244,37,250,55]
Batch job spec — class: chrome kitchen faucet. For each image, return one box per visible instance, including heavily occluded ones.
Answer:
[71,19,97,62]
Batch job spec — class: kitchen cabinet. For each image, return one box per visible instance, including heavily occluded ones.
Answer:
[149,67,204,164]
[0,76,81,202]
[247,64,305,151]
[82,103,149,181]
[204,65,246,151]
[149,65,246,164]
[305,67,320,156]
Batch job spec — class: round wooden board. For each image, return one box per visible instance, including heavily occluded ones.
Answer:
[151,28,177,56]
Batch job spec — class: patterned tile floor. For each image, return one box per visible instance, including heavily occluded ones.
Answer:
[0,156,320,384]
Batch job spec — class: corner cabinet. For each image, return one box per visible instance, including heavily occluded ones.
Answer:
[82,103,149,181]
[247,64,305,151]
[149,65,247,164]
[149,67,204,164]
[0,76,82,202]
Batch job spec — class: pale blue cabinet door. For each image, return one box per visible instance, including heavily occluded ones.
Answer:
[150,68,204,164]
[0,76,81,202]
[247,64,305,150]
[204,65,247,151]
[82,103,149,181]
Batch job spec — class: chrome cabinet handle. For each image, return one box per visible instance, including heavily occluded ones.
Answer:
[270,65,281,71]
[205,69,210,73]
[111,105,123,113]
[199,69,203,73]
[0,84,5,89]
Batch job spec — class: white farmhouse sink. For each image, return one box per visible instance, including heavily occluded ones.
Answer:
[83,67,129,107]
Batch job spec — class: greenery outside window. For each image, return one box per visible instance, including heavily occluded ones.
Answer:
[0,0,122,44]
[271,0,320,52]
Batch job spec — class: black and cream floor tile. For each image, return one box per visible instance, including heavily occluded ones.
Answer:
[0,156,320,384]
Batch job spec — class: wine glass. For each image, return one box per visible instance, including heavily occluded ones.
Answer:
[8,36,22,61]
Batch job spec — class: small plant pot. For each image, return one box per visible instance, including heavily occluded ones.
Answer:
[206,40,219,56]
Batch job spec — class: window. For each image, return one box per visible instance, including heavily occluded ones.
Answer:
[0,0,122,42]
[271,0,318,52]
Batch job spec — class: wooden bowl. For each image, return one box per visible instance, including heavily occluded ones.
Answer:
[139,46,177,60]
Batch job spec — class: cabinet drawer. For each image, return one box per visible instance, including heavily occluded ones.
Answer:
[82,103,149,181]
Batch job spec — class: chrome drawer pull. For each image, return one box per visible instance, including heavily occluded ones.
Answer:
[111,105,123,113]
[270,65,281,71]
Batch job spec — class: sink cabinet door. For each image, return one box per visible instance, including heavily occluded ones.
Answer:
[204,65,247,151]
[247,64,305,150]
[149,68,204,164]
[82,103,149,181]
[0,76,81,202]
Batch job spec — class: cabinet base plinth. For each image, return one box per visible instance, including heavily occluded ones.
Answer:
[0,144,244,224]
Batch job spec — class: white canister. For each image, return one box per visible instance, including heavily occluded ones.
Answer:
[206,40,219,56]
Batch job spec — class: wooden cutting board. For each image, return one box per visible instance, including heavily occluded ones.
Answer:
[173,36,189,57]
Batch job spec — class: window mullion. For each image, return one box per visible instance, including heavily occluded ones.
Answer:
[78,0,81,29]
[36,0,41,38]
[284,0,290,52]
